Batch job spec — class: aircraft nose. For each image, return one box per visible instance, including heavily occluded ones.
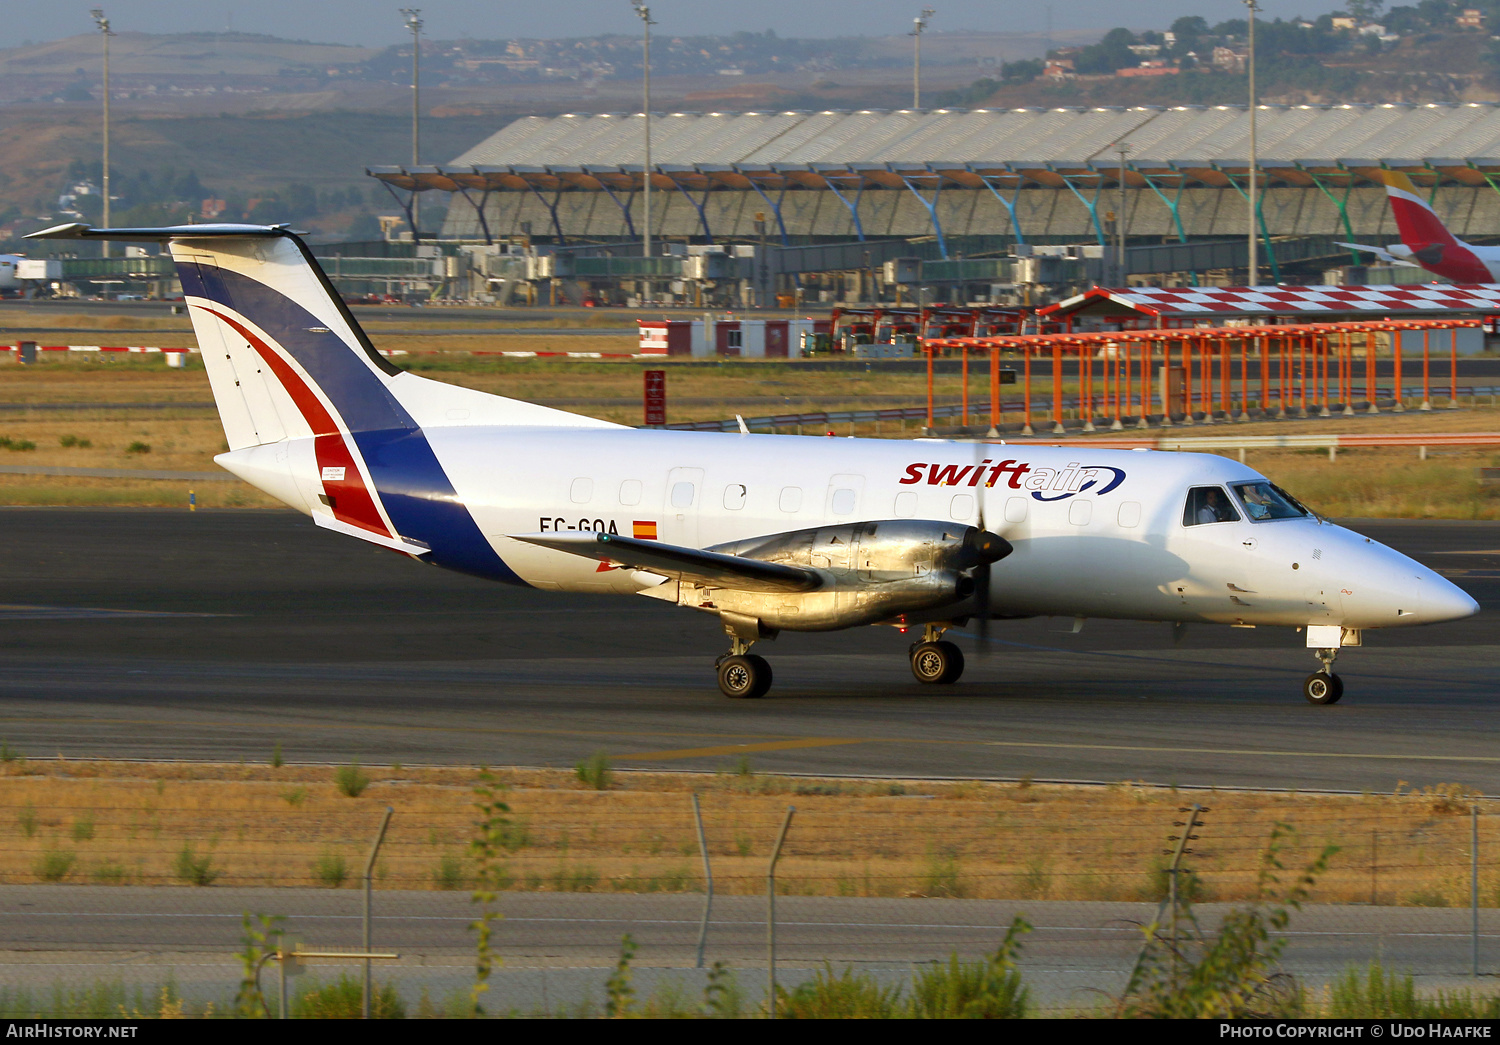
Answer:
[1421,571,1480,624]
[1330,530,1480,628]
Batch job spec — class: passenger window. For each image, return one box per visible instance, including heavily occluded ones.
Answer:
[894,491,917,517]
[618,480,642,506]
[949,493,974,520]
[1183,486,1240,527]
[723,484,746,510]
[1118,501,1141,528]
[831,488,856,515]
[569,477,593,504]
[779,487,803,512]
[1004,497,1028,524]
[671,482,696,508]
[1068,499,1092,527]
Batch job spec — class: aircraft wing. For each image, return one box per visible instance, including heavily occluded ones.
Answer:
[1336,241,1400,263]
[509,531,823,594]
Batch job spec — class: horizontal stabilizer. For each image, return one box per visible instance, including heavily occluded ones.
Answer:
[28,222,295,241]
[314,512,432,556]
[1336,242,1399,263]
[510,532,823,594]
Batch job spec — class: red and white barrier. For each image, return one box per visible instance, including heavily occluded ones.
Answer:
[6,344,196,354]
[10,345,679,362]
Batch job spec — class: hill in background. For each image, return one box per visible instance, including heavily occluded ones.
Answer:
[7,13,1500,252]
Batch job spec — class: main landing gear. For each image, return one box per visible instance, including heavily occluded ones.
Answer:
[910,624,965,685]
[1304,647,1344,706]
[716,635,772,699]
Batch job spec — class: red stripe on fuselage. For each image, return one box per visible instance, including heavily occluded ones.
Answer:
[199,305,391,538]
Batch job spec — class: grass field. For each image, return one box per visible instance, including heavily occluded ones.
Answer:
[0,349,1497,515]
[0,757,1491,906]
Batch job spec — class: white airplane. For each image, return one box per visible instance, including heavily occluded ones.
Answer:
[1339,170,1500,282]
[27,222,1479,705]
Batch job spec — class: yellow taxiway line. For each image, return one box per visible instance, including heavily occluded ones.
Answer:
[619,738,869,760]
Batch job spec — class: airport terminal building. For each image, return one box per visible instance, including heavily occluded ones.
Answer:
[370,103,1500,272]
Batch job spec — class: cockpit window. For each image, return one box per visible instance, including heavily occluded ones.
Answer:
[1231,481,1310,521]
[1183,486,1240,527]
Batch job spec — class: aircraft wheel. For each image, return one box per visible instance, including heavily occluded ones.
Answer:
[719,654,772,699]
[1303,671,1343,705]
[911,640,965,684]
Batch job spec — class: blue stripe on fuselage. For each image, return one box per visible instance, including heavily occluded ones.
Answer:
[177,259,522,585]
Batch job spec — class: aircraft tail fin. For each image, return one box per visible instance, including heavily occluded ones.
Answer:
[24,222,601,580]
[1375,170,1460,248]
[29,223,392,453]
[25,223,617,455]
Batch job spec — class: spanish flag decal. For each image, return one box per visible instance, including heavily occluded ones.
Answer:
[633,520,658,540]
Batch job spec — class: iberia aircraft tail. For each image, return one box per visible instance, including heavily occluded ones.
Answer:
[1338,172,1494,282]
[1377,170,1463,251]
[26,222,619,577]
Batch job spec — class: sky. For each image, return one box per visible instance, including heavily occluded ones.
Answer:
[9,1,1349,50]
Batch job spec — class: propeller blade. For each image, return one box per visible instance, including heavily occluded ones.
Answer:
[974,441,992,655]
[975,562,991,655]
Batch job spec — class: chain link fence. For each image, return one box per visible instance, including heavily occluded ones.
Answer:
[0,763,1497,1017]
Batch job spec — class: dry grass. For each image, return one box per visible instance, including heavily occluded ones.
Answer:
[379,334,639,355]
[361,310,639,331]
[0,475,279,508]
[0,311,194,332]
[0,356,209,404]
[1243,448,1500,520]
[0,758,1492,905]
[0,414,226,469]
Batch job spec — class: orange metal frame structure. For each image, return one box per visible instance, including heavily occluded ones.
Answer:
[919,319,1480,433]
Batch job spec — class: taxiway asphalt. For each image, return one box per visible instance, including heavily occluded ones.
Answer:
[0,508,1495,792]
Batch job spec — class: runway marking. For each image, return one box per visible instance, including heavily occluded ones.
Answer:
[0,604,226,621]
[620,738,869,760]
[7,713,1499,768]
[978,739,1500,763]
[944,632,1500,683]
[0,714,811,746]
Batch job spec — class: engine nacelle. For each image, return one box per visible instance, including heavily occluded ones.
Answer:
[659,520,1010,633]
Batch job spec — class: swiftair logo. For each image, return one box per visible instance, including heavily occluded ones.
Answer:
[899,458,1126,501]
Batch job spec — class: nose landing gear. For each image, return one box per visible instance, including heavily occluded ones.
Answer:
[1304,647,1343,705]
[910,624,965,685]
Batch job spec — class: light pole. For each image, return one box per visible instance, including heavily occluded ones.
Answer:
[1116,143,1129,285]
[90,8,112,258]
[1245,0,1259,285]
[632,1,655,304]
[400,8,422,238]
[911,8,935,109]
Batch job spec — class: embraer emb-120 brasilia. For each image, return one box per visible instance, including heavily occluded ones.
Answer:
[28,222,1479,704]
